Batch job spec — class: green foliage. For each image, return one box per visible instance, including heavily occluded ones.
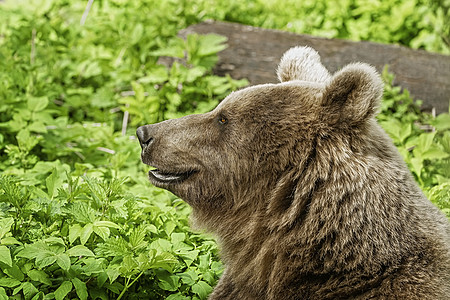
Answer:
[0,170,223,299]
[0,0,448,298]
[198,0,449,54]
[378,67,450,217]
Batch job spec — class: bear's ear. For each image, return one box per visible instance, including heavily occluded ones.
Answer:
[322,63,383,124]
[277,46,331,83]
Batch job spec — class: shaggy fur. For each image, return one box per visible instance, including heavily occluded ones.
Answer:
[137,46,450,299]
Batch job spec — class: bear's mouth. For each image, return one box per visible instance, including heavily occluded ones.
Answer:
[148,167,196,185]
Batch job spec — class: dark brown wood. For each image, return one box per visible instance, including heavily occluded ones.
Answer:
[180,20,450,114]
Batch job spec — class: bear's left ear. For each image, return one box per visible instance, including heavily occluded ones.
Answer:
[277,46,331,83]
[322,63,383,124]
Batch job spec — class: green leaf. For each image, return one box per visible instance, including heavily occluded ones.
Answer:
[69,224,82,244]
[72,278,88,300]
[46,168,61,199]
[106,267,121,284]
[1,237,21,246]
[149,239,172,254]
[35,252,57,269]
[421,148,449,160]
[166,293,190,300]
[66,245,95,257]
[432,113,450,130]
[93,225,110,241]
[54,281,72,300]
[27,269,52,286]
[171,232,186,244]
[22,282,38,300]
[0,277,21,288]
[80,223,94,245]
[164,221,176,236]
[197,34,228,56]
[4,263,24,281]
[191,281,213,299]
[55,253,71,271]
[157,273,180,291]
[0,287,7,300]
[28,121,47,133]
[27,96,49,112]
[0,218,14,240]
[139,66,169,84]
[179,269,199,285]
[151,252,178,272]
[130,23,144,45]
[93,220,120,229]
[0,247,11,267]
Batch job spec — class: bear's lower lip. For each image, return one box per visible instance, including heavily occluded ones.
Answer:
[148,169,195,185]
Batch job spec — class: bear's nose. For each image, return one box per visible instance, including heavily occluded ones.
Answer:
[136,126,154,149]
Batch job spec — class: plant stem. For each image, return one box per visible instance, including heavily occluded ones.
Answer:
[116,272,144,300]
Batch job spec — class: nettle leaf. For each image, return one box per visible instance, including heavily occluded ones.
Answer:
[191,281,213,300]
[139,65,169,84]
[54,281,72,300]
[95,237,129,257]
[83,177,107,209]
[129,225,147,249]
[68,202,97,224]
[196,34,228,57]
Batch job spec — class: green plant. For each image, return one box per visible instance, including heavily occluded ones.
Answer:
[0,169,223,299]
[0,0,448,298]
[378,67,450,216]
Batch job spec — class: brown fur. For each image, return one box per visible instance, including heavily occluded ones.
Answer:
[137,46,450,299]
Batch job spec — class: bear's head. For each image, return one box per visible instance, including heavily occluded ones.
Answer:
[137,46,383,228]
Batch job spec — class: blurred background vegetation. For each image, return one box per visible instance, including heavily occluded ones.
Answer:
[0,0,449,299]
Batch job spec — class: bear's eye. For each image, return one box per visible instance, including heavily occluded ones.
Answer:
[218,115,228,125]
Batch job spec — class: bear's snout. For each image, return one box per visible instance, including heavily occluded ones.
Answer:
[136,125,154,149]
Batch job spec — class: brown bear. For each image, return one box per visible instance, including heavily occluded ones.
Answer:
[137,46,450,299]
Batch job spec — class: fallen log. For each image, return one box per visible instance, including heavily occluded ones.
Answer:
[180,20,450,114]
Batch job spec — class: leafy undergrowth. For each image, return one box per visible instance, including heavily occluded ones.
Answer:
[378,67,450,218]
[0,0,449,299]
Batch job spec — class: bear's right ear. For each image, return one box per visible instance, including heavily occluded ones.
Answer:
[322,63,383,124]
[277,46,331,83]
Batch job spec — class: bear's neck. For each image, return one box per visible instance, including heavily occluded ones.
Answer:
[198,130,434,296]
